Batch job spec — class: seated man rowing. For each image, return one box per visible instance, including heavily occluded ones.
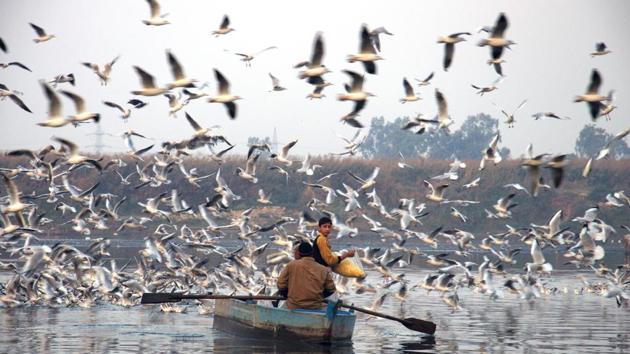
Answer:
[276,241,336,310]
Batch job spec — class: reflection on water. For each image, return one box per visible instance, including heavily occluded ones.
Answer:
[0,271,629,353]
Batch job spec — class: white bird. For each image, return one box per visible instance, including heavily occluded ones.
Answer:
[131,66,168,97]
[268,73,286,92]
[526,238,552,274]
[208,69,241,119]
[400,78,421,103]
[574,69,609,120]
[82,56,120,85]
[493,99,527,128]
[347,24,383,74]
[142,0,170,26]
[30,23,55,43]
[235,46,277,67]
[166,50,196,89]
[37,81,71,128]
[61,90,101,125]
[213,15,235,37]
[269,140,298,166]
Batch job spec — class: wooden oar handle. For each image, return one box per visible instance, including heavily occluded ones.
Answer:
[337,303,401,322]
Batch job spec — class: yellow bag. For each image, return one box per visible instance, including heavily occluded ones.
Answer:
[332,254,366,278]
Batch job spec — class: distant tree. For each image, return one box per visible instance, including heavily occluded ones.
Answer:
[360,113,509,160]
[575,124,630,159]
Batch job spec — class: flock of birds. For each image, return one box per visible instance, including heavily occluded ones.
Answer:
[1,1,629,316]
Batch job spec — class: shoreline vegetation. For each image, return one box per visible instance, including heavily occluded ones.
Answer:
[2,153,628,242]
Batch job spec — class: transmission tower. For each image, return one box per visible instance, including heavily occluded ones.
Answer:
[272,126,279,154]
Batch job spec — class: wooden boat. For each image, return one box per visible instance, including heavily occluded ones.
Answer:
[213,298,356,341]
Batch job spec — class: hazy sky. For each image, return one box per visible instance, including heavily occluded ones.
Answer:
[1,0,629,158]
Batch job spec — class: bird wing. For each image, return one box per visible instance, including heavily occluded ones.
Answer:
[61,90,86,113]
[269,72,280,86]
[586,69,602,94]
[214,69,230,95]
[359,25,376,54]
[443,43,454,71]
[29,23,47,36]
[9,95,32,113]
[147,0,161,18]
[436,89,448,117]
[53,137,78,156]
[185,112,203,132]
[103,101,124,112]
[403,78,413,96]
[133,66,157,89]
[220,15,230,30]
[281,140,298,157]
[167,50,185,80]
[9,62,32,72]
[491,13,508,38]
[41,82,62,117]
[343,70,364,92]
[310,33,324,66]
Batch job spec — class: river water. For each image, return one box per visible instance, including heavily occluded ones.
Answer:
[1,269,628,354]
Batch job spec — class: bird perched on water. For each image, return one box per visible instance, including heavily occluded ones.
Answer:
[208,69,241,119]
[574,69,610,120]
[437,32,470,71]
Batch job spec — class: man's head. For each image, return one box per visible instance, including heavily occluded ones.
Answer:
[318,216,333,237]
[296,241,313,258]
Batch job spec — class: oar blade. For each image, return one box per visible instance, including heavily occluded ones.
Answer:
[402,318,437,335]
[140,292,181,304]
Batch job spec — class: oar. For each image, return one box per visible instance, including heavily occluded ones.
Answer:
[140,292,286,304]
[335,302,436,335]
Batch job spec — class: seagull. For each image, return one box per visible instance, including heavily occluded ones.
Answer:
[479,133,503,171]
[0,83,31,113]
[208,69,241,119]
[531,112,571,120]
[437,32,470,71]
[257,189,272,205]
[521,154,548,196]
[450,207,468,223]
[400,78,421,103]
[235,46,277,67]
[142,0,170,26]
[348,167,380,193]
[296,154,320,176]
[164,93,186,117]
[49,73,75,87]
[184,112,210,137]
[30,23,55,43]
[131,66,168,96]
[166,50,196,89]
[213,15,235,37]
[37,81,71,128]
[61,90,101,125]
[268,73,287,92]
[526,238,552,275]
[424,180,449,202]
[493,99,527,128]
[415,72,434,87]
[347,25,383,75]
[590,42,611,57]
[53,137,102,171]
[303,182,337,204]
[477,13,515,60]
[103,100,146,123]
[268,166,289,184]
[0,172,33,214]
[574,69,609,120]
[82,56,120,85]
[493,193,517,218]
[269,140,298,166]
[0,62,32,72]
[397,152,413,169]
[487,58,506,76]
[544,154,568,188]
[338,70,375,128]
[369,26,393,52]
[419,89,454,133]
[598,91,616,120]
[235,154,260,183]
[296,33,330,85]
[596,127,630,160]
[471,77,503,96]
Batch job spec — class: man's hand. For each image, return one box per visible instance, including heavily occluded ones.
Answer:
[340,249,356,261]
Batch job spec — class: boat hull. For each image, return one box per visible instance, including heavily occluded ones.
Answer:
[213,299,356,341]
